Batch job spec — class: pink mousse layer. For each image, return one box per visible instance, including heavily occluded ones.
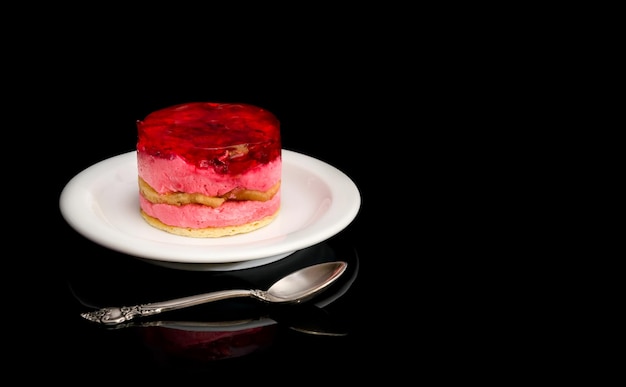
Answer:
[140,190,281,228]
[137,152,281,196]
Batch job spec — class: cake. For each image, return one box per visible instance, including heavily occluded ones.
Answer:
[136,102,282,237]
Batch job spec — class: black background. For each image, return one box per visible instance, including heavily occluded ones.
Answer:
[19,41,427,381]
[9,13,531,382]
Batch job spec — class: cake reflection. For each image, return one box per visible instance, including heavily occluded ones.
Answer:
[138,319,280,363]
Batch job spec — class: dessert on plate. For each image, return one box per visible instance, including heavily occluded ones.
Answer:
[136,102,282,237]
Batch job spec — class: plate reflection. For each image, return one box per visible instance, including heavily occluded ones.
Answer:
[68,239,358,367]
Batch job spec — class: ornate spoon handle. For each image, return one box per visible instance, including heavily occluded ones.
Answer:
[81,289,258,325]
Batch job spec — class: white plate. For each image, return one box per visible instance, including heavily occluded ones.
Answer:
[60,149,360,269]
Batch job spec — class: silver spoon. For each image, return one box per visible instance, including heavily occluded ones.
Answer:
[80,261,348,326]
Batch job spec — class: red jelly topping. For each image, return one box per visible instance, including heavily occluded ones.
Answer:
[137,102,281,175]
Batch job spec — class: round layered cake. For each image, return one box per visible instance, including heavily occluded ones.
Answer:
[136,102,282,237]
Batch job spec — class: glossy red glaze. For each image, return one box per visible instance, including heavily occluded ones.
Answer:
[137,102,281,175]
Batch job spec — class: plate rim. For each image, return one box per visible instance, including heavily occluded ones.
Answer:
[60,149,360,264]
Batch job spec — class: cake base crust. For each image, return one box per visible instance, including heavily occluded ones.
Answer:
[140,209,279,238]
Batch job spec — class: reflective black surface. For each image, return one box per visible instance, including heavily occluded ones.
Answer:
[63,235,361,372]
[27,72,426,382]
[13,20,563,383]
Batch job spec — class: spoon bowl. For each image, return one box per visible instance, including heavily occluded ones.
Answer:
[81,261,348,325]
[262,261,347,302]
